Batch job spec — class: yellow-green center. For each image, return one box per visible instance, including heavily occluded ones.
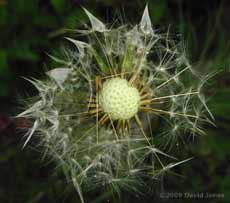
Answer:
[99,78,140,120]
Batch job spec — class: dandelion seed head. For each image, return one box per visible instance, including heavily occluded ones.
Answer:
[18,5,213,202]
[99,78,140,120]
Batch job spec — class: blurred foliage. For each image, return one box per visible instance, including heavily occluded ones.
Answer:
[0,0,229,202]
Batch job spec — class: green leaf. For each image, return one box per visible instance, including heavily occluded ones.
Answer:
[0,7,7,26]
[64,10,86,29]
[0,50,11,97]
[33,15,58,28]
[0,81,9,97]
[50,0,65,14]
[8,43,38,61]
[220,176,230,199]
[0,50,8,74]
[208,88,230,118]
[0,147,17,162]
[149,0,166,24]
[198,130,230,160]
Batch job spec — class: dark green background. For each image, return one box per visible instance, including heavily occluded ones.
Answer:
[0,0,229,202]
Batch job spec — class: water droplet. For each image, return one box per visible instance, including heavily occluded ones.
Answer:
[83,8,106,32]
[140,5,154,35]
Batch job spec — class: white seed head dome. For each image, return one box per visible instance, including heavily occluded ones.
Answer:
[99,78,140,120]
